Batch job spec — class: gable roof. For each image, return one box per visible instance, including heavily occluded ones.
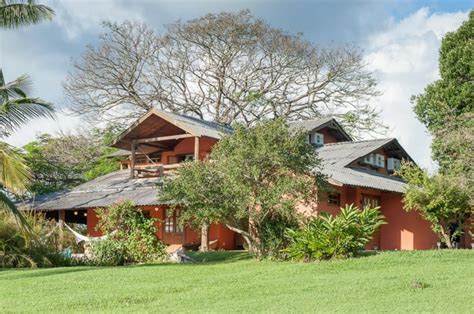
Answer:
[316,138,415,193]
[317,138,396,167]
[112,109,233,150]
[288,118,352,142]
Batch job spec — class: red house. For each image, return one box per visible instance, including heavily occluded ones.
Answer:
[26,109,472,250]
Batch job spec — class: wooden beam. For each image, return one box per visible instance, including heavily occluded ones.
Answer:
[58,210,65,251]
[139,143,168,150]
[130,140,137,179]
[194,136,200,161]
[136,133,194,144]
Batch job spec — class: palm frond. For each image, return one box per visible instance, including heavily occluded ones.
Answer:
[0,0,54,29]
[0,70,31,100]
[0,190,31,232]
[0,98,55,134]
[0,141,30,192]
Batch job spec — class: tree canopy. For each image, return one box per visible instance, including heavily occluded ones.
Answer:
[412,10,473,179]
[23,125,123,195]
[402,11,473,247]
[397,163,470,248]
[64,10,384,138]
[0,0,54,29]
[159,119,325,256]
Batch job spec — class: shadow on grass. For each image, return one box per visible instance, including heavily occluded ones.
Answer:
[187,250,251,263]
[0,266,98,280]
[134,250,252,268]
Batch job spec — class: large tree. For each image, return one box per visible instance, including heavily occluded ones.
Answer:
[400,11,473,247]
[159,119,324,256]
[397,163,470,248]
[23,125,123,195]
[411,10,473,196]
[64,11,384,138]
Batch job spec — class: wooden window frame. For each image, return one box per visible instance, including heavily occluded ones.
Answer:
[165,209,183,234]
[327,192,340,206]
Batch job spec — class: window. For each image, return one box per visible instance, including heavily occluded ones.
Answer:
[362,195,380,208]
[327,193,340,206]
[165,209,183,233]
[177,154,195,163]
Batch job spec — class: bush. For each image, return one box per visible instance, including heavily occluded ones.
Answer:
[284,204,385,261]
[0,213,74,268]
[95,200,166,264]
[91,238,126,266]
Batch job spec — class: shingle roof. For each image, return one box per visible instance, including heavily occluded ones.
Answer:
[23,171,162,211]
[163,111,234,139]
[288,117,334,132]
[323,164,406,193]
[288,117,353,142]
[316,139,407,193]
[317,138,395,167]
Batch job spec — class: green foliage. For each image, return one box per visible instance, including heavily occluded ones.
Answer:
[284,204,385,261]
[397,163,471,248]
[0,0,54,29]
[412,11,473,134]
[160,160,229,230]
[411,11,473,190]
[95,200,166,264]
[160,119,324,257]
[0,212,75,268]
[91,238,126,266]
[23,125,123,195]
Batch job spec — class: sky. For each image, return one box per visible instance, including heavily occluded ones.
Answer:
[0,0,472,171]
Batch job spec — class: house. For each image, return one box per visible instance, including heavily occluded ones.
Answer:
[25,109,471,250]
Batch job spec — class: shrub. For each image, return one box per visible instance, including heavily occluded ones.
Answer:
[0,213,74,268]
[91,238,126,266]
[95,200,166,264]
[284,204,385,261]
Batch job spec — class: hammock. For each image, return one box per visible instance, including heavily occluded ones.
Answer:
[64,223,109,244]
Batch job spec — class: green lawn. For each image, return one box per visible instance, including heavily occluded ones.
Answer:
[1,250,473,313]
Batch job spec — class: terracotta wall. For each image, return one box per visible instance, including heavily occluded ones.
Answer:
[86,204,235,250]
[379,192,438,250]
[297,185,440,250]
[161,136,217,164]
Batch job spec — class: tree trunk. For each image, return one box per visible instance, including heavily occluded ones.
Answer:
[248,220,262,257]
[440,225,453,248]
[200,223,209,252]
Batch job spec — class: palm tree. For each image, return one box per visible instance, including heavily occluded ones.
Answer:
[0,1,54,229]
[0,70,54,228]
[0,0,54,29]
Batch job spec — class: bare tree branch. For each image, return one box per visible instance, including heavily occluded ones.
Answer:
[64,11,386,137]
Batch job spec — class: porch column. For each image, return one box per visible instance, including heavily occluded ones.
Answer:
[130,140,137,179]
[194,136,200,161]
[58,209,65,251]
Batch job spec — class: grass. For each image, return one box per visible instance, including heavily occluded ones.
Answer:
[1,250,473,313]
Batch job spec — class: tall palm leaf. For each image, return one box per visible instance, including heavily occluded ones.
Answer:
[0,0,54,29]
[0,69,55,136]
[0,70,54,231]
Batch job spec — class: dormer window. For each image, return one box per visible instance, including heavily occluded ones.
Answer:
[375,154,385,168]
[309,132,324,146]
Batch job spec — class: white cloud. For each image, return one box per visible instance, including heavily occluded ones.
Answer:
[5,112,82,148]
[46,0,145,39]
[365,8,468,172]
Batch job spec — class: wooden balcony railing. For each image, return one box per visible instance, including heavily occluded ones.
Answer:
[132,163,182,178]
